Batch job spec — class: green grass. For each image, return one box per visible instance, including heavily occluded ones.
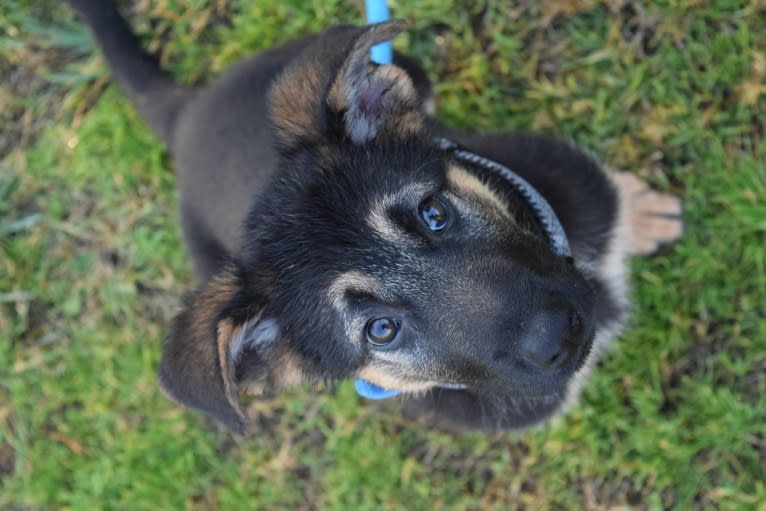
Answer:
[1,0,764,509]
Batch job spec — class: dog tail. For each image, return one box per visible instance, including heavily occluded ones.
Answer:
[68,0,190,147]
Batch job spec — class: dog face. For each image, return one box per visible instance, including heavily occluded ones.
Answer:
[158,22,598,433]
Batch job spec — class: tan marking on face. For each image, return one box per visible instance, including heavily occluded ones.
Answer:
[327,270,385,313]
[367,203,409,245]
[446,164,513,220]
[365,183,429,245]
[357,365,437,393]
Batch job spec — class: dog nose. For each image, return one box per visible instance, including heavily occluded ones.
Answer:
[519,306,584,370]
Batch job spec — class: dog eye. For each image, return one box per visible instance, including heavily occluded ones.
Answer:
[419,196,449,231]
[366,318,400,346]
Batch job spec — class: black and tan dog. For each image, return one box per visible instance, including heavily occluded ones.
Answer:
[68,0,682,434]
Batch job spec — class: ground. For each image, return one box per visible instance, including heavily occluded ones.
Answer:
[1,1,765,509]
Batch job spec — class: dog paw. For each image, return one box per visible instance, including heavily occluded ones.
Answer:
[612,172,683,256]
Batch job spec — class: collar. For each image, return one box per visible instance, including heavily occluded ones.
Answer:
[355,137,572,400]
[436,137,571,257]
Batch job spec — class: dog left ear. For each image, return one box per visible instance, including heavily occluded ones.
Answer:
[158,264,303,434]
[269,21,421,150]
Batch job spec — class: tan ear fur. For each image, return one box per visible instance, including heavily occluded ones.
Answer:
[216,318,251,424]
[158,265,303,434]
[269,54,330,149]
[327,21,421,144]
[269,21,421,149]
[157,266,247,432]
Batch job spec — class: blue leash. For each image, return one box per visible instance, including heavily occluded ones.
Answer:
[355,0,400,400]
[364,0,393,65]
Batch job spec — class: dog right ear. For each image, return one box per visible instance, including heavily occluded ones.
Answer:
[269,21,421,151]
[158,264,303,434]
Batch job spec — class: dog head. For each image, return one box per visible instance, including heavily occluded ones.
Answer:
[159,22,601,433]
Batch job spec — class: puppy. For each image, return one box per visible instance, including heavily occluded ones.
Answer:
[67,0,682,434]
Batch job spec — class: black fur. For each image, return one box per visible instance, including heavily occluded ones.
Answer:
[69,0,626,434]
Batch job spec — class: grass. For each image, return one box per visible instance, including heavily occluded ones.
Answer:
[1,0,764,509]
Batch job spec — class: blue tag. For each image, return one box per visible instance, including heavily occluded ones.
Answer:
[354,379,401,399]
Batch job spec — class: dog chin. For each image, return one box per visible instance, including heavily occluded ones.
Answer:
[487,350,595,428]
[492,388,568,428]
[501,332,598,428]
